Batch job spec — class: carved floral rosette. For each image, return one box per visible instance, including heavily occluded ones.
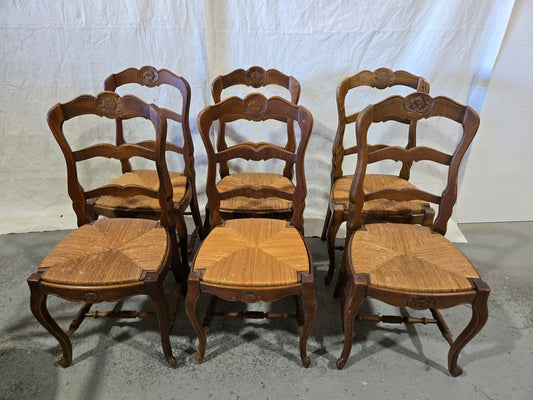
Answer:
[80,291,103,303]
[236,290,263,303]
[372,68,395,89]
[243,93,268,121]
[95,92,124,118]
[407,296,437,310]
[138,66,160,87]
[403,93,433,118]
[246,66,267,88]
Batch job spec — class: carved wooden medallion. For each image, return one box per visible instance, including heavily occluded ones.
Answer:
[138,66,160,87]
[95,92,123,118]
[407,296,437,310]
[236,291,262,303]
[243,93,268,120]
[372,68,395,89]
[80,291,103,303]
[403,93,433,117]
[246,66,266,88]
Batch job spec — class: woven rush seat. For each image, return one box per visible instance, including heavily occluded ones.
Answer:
[350,223,479,293]
[194,218,309,287]
[217,172,294,212]
[95,170,187,213]
[39,218,168,286]
[333,174,429,215]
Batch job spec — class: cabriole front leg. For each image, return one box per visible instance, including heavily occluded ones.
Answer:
[447,279,490,377]
[299,275,317,368]
[185,270,206,363]
[28,273,72,368]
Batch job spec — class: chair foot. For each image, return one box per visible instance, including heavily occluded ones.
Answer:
[336,357,347,370]
[324,274,333,286]
[449,364,463,377]
[301,356,311,368]
[167,356,177,368]
[194,353,204,364]
[57,356,71,368]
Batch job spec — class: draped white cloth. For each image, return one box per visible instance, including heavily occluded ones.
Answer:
[0,0,515,235]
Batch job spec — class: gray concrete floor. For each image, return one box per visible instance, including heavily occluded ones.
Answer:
[0,222,532,399]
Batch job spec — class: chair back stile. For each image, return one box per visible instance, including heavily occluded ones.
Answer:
[47,92,175,231]
[104,66,194,180]
[28,91,180,368]
[211,67,301,180]
[197,94,313,234]
[345,93,479,238]
[335,93,487,376]
[332,68,430,183]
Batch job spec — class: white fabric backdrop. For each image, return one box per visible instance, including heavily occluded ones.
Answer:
[0,0,515,236]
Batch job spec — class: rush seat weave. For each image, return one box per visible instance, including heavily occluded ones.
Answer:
[333,174,429,215]
[350,223,479,293]
[217,173,294,212]
[39,218,168,286]
[194,218,309,287]
[95,170,187,213]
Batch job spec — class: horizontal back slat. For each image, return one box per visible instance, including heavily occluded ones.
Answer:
[368,146,453,165]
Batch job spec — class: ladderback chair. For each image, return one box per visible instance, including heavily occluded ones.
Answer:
[186,93,317,367]
[205,67,301,230]
[103,66,205,267]
[27,92,181,367]
[334,93,489,376]
[322,68,432,285]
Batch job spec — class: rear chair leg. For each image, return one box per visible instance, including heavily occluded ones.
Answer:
[325,207,343,286]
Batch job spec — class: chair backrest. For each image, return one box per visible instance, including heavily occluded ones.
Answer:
[332,68,430,182]
[197,93,313,233]
[346,93,479,237]
[47,91,175,229]
[211,66,301,179]
[104,66,194,182]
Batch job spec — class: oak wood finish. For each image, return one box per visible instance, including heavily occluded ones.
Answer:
[322,68,433,285]
[103,66,205,267]
[334,93,490,376]
[186,94,317,367]
[206,67,301,230]
[27,92,180,367]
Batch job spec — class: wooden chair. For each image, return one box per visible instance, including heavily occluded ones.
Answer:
[334,93,490,376]
[27,92,181,367]
[205,67,301,231]
[186,93,317,367]
[102,66,205,269]
[322,68,433,285]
